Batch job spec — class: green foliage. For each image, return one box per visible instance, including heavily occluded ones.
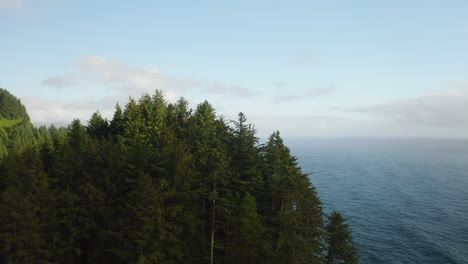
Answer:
[325,211,358,264]
[0,90,47,160]
[0,147,56,263]
[229,192,266,263]
[87,112,109,140]
[0,89,358,263]
[0,88,29,120]
[0,117,23,129]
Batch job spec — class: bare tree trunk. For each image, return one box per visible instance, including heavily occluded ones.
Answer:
[327,245,334,264]
[210,195,216,264]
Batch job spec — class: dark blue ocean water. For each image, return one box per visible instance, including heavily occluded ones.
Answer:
[285,138,468,264]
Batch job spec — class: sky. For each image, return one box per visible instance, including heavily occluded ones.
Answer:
[1,0,468,138]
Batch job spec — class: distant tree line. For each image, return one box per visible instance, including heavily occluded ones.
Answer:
[0,89,357,263]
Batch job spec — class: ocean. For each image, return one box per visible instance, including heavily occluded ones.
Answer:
[285,137,468,264]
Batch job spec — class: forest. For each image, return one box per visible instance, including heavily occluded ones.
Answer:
[0,88,357,264]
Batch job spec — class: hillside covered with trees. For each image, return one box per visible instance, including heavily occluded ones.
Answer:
[0,88,43,159]
[0,89,357,264]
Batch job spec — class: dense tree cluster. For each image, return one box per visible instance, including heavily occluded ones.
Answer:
[0,89,47,159]
[0,90,358,263]
[0,89,29,120]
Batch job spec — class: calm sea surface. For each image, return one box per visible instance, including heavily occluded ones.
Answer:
[285,137,468,264]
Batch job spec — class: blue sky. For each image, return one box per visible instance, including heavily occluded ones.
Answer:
[1,0,468,138]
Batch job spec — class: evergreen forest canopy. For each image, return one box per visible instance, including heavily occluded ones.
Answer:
[0,88,358,264]
[0,88,38,160]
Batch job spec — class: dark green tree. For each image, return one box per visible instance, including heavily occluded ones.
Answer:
[229,112,261,194]
[0,148,56,264]
[87,112,109,140]
[109,104,125,136]
[230,191,265,263]
[0,88,29,120]
[325,211,358,264]
[0,88,358,264]
[259,131,324,264]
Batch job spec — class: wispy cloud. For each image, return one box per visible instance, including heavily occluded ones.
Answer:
[292,49,317,65]
[43,56,199,100]
[273,87,335,103]
[42,75,76,88]
[349,88,468,127]
[204,82,259,97]
[38,56,202,126]
[0,0,55,14]
[0,0,25,13]
[37,56,259,126]
[42,56,260,99]
[76,56,199,95]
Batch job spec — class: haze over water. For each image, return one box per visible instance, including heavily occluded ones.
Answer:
[287,137,468,264]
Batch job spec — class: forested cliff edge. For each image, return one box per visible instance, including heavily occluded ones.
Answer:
[0,88,357,264]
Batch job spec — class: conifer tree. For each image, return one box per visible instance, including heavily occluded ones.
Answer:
[229,112,261,194]
[87,112,109,140]
[259,131,324,263]
[0,148,55,263]
[109,104,124,136]
[0,89,358,264]
[325,211,358,264]
[230,191,265,263]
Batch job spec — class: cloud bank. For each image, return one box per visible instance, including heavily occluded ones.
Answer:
[21,95,120,127]
[350,89,468,127]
